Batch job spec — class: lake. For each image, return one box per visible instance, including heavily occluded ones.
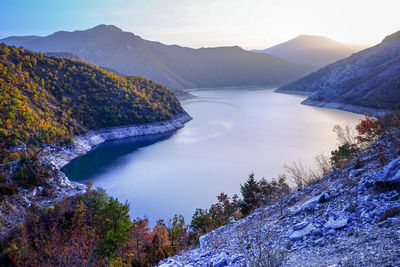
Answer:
[62,88,362,224]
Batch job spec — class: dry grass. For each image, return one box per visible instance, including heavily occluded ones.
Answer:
[284,154,331,189]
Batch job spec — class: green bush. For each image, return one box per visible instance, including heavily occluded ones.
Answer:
[330,143,358,169]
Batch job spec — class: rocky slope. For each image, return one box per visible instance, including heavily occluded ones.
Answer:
[253,35,365,67]
[0,113,191,236]
[275,30,400,114]
[159,133,400,266]
[1,25,316,89]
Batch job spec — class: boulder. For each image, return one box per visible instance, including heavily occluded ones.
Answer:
[324,217,348,229]
[293,221,310,230]
[213,258,228,267]
[287,223,316,241]
[375,156,400,188]
[299,191,330,212]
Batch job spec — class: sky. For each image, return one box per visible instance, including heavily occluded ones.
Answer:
[1,0,400,49]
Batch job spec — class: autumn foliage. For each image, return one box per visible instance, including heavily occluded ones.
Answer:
[0,186,188,266]
[0,43,183,163]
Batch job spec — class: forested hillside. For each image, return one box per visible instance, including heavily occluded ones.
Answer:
[0,43,183,163]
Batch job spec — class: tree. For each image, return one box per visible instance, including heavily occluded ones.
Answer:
[149,220,172,264]
[168,215,188,253]
[239,173,262,215]
[126,218,153,266]
[95,197,131,258]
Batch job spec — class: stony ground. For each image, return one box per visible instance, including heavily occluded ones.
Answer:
[158,135,400,266]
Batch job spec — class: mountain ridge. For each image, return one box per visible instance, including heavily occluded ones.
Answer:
[1,25,317,89]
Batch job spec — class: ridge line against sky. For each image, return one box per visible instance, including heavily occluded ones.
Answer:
[1,0,400,49]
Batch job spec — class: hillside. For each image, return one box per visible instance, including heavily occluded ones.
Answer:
[253,35,366,67]
[276,31,400,113]
[0,25,317,89]
[159,115,400,266]
[0,43,184,163]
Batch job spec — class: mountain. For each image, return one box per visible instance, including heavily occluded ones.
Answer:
[0,44,184,163]
[253,35,366,67]
[0,25,316,89]
[276,31,400,114]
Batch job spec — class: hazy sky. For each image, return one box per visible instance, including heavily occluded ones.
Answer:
[1,0,400,49]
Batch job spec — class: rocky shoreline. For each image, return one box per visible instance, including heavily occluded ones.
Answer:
[41,112,193,198]
[274,89,390,116]
[41,112,192,170]
[301,99,390,117]
[274,89,314,97]
[0,113,192,236]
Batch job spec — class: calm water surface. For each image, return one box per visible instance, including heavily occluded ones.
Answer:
[62,88,362,224]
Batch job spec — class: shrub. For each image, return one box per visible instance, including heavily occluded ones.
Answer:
[0,172,6,183]
[4,152,20,162]
[284,155,330,189]
[240,173,263,216]
[333,125,357,146]
[377,110,400,138]
[190,208,214,237]
[330,143,358,169]
[0,184,19,197]
[64,136,74,145]
[210,193,240,226]
[148,221,172,265]
[168,215,188,253]
[259,175,291,204]
[356,114,383,146]
[239,210,284,267]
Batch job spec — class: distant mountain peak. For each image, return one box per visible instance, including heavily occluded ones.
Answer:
[90,24,123,32]
[296,34,329,39]
[294,34,340,43]
[253,34,366,67]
